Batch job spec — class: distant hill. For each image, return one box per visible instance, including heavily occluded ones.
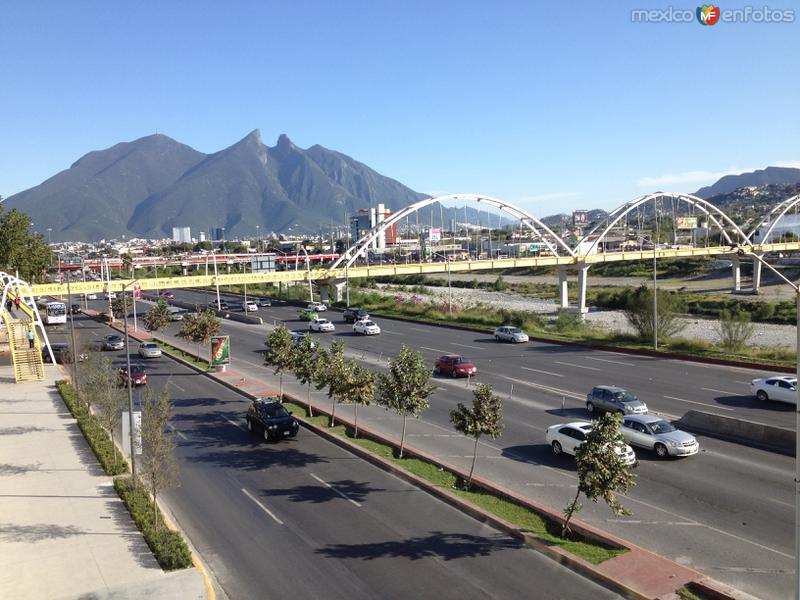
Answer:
[694,166,800,199]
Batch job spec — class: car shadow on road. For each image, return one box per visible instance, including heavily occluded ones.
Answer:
[545,407,589,419]
[315,530,523,561]
[501,444,578,472]
[714,395,794,411]
[259,480,384,505]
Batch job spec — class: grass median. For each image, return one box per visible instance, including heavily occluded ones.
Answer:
[153,339,210,370]
[282,400,625,565]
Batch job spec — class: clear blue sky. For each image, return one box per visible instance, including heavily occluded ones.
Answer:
[2,1,798,216]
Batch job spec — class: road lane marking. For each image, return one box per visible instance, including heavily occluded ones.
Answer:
[663,395,735,411]
[586,357,636,367]
[382,330,404,336]
[520,366,564,378]
[452,342,481,351]
[310,473,361,507]
[241,488,284,525]
[169,425,187,441]
[554,361,601,372]
[169,381,186,392]
[503,375,584,401]
[701,387,741,396]
[410,327,429,332]
[420,346,449,354]
[223,416,245,430]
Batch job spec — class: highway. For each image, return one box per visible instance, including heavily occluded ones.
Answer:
[48,313,624,600]
[92,286,793,600]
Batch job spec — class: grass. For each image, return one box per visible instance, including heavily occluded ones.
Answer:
[676,584,714,600]
[153,340,209,370]
[282,400,625,564]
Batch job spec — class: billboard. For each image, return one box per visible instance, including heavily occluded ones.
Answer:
[211,335,231,366]
[676,216,699,229]
[429,228,442,242]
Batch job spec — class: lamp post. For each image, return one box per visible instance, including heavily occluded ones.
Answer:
[67,277,80,397]
[210,251,221,310]
[653,239,658,351]
[120,279,139,487]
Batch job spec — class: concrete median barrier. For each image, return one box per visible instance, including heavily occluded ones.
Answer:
[675,410,795,455]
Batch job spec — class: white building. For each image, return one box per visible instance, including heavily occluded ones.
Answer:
[172,226,191,243]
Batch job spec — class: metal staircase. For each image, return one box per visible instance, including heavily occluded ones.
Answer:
[2,312,44,382]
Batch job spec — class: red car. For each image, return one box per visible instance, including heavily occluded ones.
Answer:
[434,355,477,378]
[160,291,175,300]
[119,365,147,386]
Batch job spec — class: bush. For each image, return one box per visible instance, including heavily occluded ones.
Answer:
[492,275,508,291]
[666,337,712,353]
[717,309,755,352]
[56,381,128,476]
[114,476,193,570]
[552,309,585,334]
[622,284,685,340]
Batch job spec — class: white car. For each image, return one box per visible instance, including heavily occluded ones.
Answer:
[105,292,117,299]
[751,375,797,404]
[621,415,698,458]
[353,320,381,335]
[242,300,258,312]
[168,308,184,321]
[289,330,317,349]
[307,302,327,312]
[310,318,335,332]
[86,293,98,300]
[545,421,637,466]
[494,326,529,343]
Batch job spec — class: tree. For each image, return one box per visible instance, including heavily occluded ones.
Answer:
[291,334,319,416]
[110,295,130,319]
[717,308,755,352]
[622,284,685,341]
[264,326,294,400]
[562,412,637,537]
[139,385,179,531]
[450,383,504,489]
[0,206,52,282]
[313,340,353,427]
[143,299,172,332]
[91,356,126,468]
[178,306,221,362]
[80,353,119,415]
[348,363,376,438]
[376,346,435,458]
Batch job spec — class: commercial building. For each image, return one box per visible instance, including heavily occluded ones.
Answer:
[211,227,224,241]
[172,226,191,243]
[350,204,397,249]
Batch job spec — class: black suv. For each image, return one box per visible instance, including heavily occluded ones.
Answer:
[343,307,369,323]
[246,398,299,442]
[42,343,86,364]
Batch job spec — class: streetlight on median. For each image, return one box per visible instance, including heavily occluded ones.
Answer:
[120,278,139,488]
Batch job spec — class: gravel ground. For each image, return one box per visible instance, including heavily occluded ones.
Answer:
[374,284,797,349]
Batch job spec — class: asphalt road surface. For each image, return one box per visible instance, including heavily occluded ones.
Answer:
[50,313,623,600]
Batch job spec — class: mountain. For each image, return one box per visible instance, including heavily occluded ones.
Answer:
[694,166,800,199]
[5,130,428,241]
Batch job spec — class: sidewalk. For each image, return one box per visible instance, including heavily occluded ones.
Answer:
[0,363,206,600]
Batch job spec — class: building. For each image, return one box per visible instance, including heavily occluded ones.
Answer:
[172,226,191,243]
[350,204,397,249]
[198,231,206,242]
[211,227,224,241]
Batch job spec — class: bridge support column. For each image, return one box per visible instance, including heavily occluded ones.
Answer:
[576,264,590,316]
[182,267,188,276]
[319,279,347,303]
[731,256,741,291]
[558,268,569,309]
[752,254,762,294]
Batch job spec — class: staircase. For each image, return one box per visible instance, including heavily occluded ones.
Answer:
[2,312,45,383]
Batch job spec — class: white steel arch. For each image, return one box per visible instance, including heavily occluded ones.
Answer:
[0,271,56,364]
[746,194,800,243]
[576,192,751,256]
[329,194,574,271]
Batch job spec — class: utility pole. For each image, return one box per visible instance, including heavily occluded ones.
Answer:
[121,280,139,488]
[653,240,658,351]
[67,278,79,397]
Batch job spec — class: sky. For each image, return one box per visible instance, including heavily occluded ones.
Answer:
[1,1,798,217]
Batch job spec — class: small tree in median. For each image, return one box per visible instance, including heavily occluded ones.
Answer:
[314,340,353,427]
[264,326,294,401]
[717,308,755,352]
[561,412,637,537]
[143,299,172,332]
[376,346,436,458]
[178,306,221,363]
[291,335,319,415]
[139,385,179,531]
[348,363,376,438]
[81,352,119,414]
[623,283,685,341]
[450,383,504,489]
[92,357,126,468]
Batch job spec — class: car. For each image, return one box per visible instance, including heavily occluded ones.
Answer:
[343,307,370,323]
[103,334,124,351]
[160,291,175,300]
[307,301,327,312]
[621,415,699,458]
[494,326,529,343]
[138,342,162,359]
[434,354,478,377]
[545,421,637,466]
[168,308,184,321]
[119,365,147,386]
[218,300,230,311]
[105,292,117,300]
[242,300,258,312]
[289,330,317,348]
[586,385,648,415]
[353,319,381,335]
[299,308,319,321]
[751,375,797,404]
[309,318,335,332]
[246,397,299,441]
[42,343,87,364]
[257,297,272,307]
[70,304,81,315]
[86,293,98,300]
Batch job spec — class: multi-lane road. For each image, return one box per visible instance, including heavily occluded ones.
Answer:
[48,311,623,600]
[62,290,794,599]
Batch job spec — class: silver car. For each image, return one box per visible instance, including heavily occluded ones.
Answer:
[138,342,162,359]
[586,385,648,415]
[621,415,699,458]
[494,326,529,343]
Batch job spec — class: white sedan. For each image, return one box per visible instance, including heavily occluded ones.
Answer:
[621,415,698,458]
[751,375,797,404]
[309,318,335,332]
[353,320,381,335]
[545,421,636,466]
[307,302,327,312]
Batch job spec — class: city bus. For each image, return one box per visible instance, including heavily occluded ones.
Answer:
[37,300,67,325]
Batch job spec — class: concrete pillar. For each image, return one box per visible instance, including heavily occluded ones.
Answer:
[572,264,590,317]
[318,279,347,303]
[752,254,762,294]
[558,268,569,309]
[182,266,188,276]
[732,256,741,291]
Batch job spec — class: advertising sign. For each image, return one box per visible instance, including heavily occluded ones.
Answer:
[676,216,698,229]
[211,335,231,366]
[133,284,142,300]
[429,228,442,242]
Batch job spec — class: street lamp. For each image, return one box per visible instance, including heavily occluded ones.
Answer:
[120,279,139,487]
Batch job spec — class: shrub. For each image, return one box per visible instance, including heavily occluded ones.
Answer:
[717,309,755,352]
[666,337,711,353]
[622,284,685,340]
[753,303,775,321]
[114,476,193,570]
[553,309,585,334]
[492,275,508,291]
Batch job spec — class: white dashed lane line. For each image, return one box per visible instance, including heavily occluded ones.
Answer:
[520,366,564,378]
[554,361,601,372]
[663,395,735,411]
[241,488,284,525]
[701,387,740,396]
[310,473,362,507]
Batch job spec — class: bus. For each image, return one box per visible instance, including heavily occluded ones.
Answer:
[37,301,67,325]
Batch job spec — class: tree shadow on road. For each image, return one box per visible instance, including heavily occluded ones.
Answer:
[315,531,523,561]
[501,444,578,473]
[260,479,383,505]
